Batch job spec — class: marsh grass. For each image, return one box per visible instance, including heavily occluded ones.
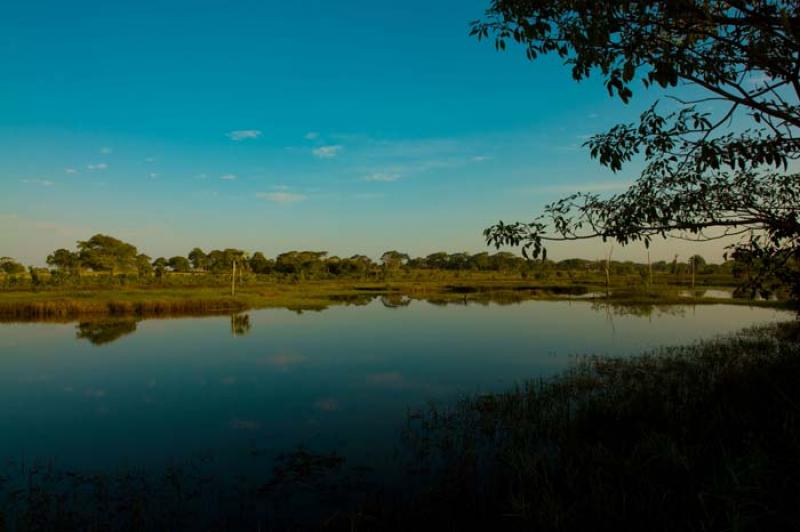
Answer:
[0,277,790,320]
[401,321,800,530]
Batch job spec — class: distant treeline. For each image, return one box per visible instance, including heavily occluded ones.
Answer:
[1,233,737,283]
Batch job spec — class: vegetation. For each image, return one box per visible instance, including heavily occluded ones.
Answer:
[401,321,800,530]
[474,0,800,299]
[2,233,794,318]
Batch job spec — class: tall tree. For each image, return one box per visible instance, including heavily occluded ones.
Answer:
[474,0,800,297]
[188,247,208,271]
[46,248,81,275]
[77,234,138,275]
[167,256,192,272]
[0,257,25,275]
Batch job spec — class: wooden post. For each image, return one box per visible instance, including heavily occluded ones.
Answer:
[231,260,236,296]
[604,246,613,298]
[647,250,652,288]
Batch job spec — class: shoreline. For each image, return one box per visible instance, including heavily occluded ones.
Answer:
[0,280,791,320]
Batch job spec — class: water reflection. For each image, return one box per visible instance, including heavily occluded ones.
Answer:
[75,319,139,345]
[591,302,688,318]
[230,313,251,336]
[0,299,792,529]
[29,292,785,347]
[380,294,411,308]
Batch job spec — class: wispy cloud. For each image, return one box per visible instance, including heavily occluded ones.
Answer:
[220,174,237,181]
[312,145,342,159]
[144,157,156,163]
[193,173,207,180]
[21,178,54,187]
[149,172,159,179]
[257,192,307,203]
[523,180,632,194]
[363,172,399,182]
[354,192,386,200]
[471,155,491,162]
[305,131,319,140]
[100,146,113,154]
[87,163,108,170]
[226,129,262,141]
[65,168,78,174]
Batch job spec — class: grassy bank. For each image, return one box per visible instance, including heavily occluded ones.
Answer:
[401,321,800,530]
[0,279,790,319]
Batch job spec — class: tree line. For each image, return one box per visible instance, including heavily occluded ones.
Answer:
[0,233,732,282]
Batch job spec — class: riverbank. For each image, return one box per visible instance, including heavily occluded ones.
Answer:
[0,280,790,319]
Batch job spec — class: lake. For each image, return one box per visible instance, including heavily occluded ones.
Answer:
[0,298,791,526]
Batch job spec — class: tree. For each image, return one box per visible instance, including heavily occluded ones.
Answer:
[152,257,168,278]
[136,254,154,277]
[381,250,410,268]
[188,247,208,271]
[474,1,800,298]
[167,256,192,272]
[248,251,272,274]
[46,249,81,274]
[0,257,25,275]
[77,234,138,275]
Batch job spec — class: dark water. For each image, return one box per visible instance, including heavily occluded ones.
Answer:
[0,298,791,526]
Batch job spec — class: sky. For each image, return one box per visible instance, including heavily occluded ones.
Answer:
[1,0,733,265]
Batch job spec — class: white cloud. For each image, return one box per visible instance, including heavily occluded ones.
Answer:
[312,145,342,159]
[87,163,108,170]
[144,157,156,163]
[100,147,113,154]
[471,155,491,162]
[65,168,78,174]
[363,172,399,182]
[257,192,307,203]
[193,173,208,180]
[305,131,320,140]
[220,174,237,181]
[226,129,262,141]
[21,179,54,187]
[149,172,159,179]
[587,112,600,119]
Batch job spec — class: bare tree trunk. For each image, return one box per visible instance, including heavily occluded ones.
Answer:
[231,261,236,296]
[647,250,652,288]
[604,247,613,298]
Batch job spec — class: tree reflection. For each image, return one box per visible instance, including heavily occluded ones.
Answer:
[231,313,251,336]
[380,294,411,308]
[75,319,138,345]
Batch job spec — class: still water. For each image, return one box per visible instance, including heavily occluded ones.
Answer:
[0,299,790,476]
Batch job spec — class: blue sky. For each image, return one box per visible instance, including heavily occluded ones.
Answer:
[1,0,728,264]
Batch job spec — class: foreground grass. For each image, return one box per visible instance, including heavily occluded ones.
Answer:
[402,321,800,531]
